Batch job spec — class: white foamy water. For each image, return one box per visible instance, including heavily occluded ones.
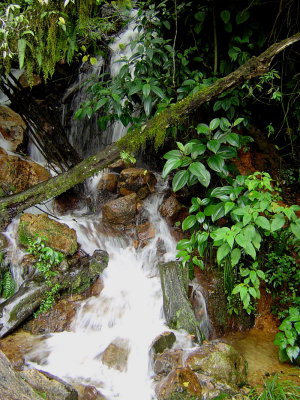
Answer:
[25,182,196,400]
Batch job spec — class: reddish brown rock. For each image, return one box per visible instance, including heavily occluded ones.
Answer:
[118,168,157,199]
[156,367,202,400]
[18,213,78,255]
[102,193,138,225]
[108,159,129,173]
[159,196,182,224]
[75,384,106,400]
[24,298,80,334]
[97,173,118,192]
[0,153,50,195]
[0,106,26,151]
[101,338,129,372]
[153,349,184,376]
[136,222,156,246]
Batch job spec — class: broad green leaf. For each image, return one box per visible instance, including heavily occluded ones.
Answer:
[191,143,207,158]
[142,83,151,98]
[176,239,192,250]
[82,55,89,62]
[220,9,230,24]
[128,85,142,96]
[236,11,250,24]
[196,231,209,244]
[204,204,216,217]
[225,133,240,147]
[189,162,211,187]
[243,224,256,240]
[233,117,244,126]
[151,85,165,99]
[231,248,241,266]
[172,170,189,192]
[257,269,265,280]
[290,221,300,239]
[196,123,210,135]
[163,150,182,160]
[182,215,197,231]
[217,243,231,263]
[162,159,182,178]
[18,38,27,69]
[235,233,247,249]
[249,287,257,298]
[207,154,225,173]
[95,97,108,111]
[225,201,235,214]
[243,214,252,226]
[286,346,300,361]
[209,118,220,130]
[143,96,152,116]
[252,231,262,250]
[255,216,271,231]
[218,146,237,159]
[211,203,225,222]
[232,207,246,216]
[207,139,221,153]
[244,242,256,259]
[240,286,248,302]
[196,211,205,223]
[271,213,286,232]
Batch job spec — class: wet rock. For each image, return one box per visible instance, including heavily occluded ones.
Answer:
[151,332,176,354]
[136,222,156,247]
[0,153,50,195]
[156,367,202,400]
[54,188,82,214]
[75,384,106,400]
[0,350,42,400]
[108,158,130,173]
[0,250,108,338]
[153,349,183,376]
[0,106,26,151]
[24,298,79,334]
[159,196,182,224]
[18,213,78,255]
[0,233,9,251]
[102,193,138,225]
[159,261,204,343]
[101,338,129,372]
[97,173,118,192]
[185,340,247,386]
[20,369,78,400]
[118,168,157,199]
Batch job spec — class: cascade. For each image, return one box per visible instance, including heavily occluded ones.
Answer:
[61,14,139,157]
[24,178,204,400]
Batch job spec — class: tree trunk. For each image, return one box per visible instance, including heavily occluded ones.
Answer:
[0,33,299,229]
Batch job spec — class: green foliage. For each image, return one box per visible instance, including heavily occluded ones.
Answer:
[250,374,300,400]
[172,168,300,314]
[120,150,136,164]
[0,251,15,299]
[162,117,250,191]
[0,0,129,80]
[274,307,300,364]
[26,237,64,316]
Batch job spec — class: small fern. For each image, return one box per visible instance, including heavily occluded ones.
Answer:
[1,271,16,299]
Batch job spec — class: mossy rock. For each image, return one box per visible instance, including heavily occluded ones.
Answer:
[18,213,78,255]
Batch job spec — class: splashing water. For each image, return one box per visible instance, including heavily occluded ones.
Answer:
[25,181,197,400]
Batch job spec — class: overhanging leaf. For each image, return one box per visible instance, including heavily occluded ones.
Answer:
[188,162,211,187]
[172,170,189,192]
[207,154,225,173]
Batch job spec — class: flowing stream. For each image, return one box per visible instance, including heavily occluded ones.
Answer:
[25,178,199,400]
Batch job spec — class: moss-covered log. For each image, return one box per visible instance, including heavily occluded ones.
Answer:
[159,261,204,344]
[0,144,120,230]
[0,33,299,229]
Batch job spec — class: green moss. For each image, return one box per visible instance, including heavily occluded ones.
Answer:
[17,221,31,246]
[169,392,201,400]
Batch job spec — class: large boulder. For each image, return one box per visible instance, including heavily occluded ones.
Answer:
[18,213,78,255]
[151,332,176,355]
[118,168,157,199]
[159,261,204,343]
[156,367,202,400]
[185,340,247,387]
[159,196,182,224]
[102,193,138,225]
[101,338,129,372]
[97,173,118,193]
[20,369,78,400]
[0,350,44,400]
[0,106,26,151]
[0,152,50,196]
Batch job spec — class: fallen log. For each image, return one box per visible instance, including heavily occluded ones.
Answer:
[0,33,299,230]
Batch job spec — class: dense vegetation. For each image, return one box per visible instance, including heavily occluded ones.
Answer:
[1,0,300,365]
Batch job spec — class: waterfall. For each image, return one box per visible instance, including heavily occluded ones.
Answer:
[62,13,139,157]
[25,178,200,400]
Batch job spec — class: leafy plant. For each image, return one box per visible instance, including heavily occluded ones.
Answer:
[26,237,64,316]
[174,171,300,314]
[274,307,300,364]
[0,252,15,299]
[162,117,250,192]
